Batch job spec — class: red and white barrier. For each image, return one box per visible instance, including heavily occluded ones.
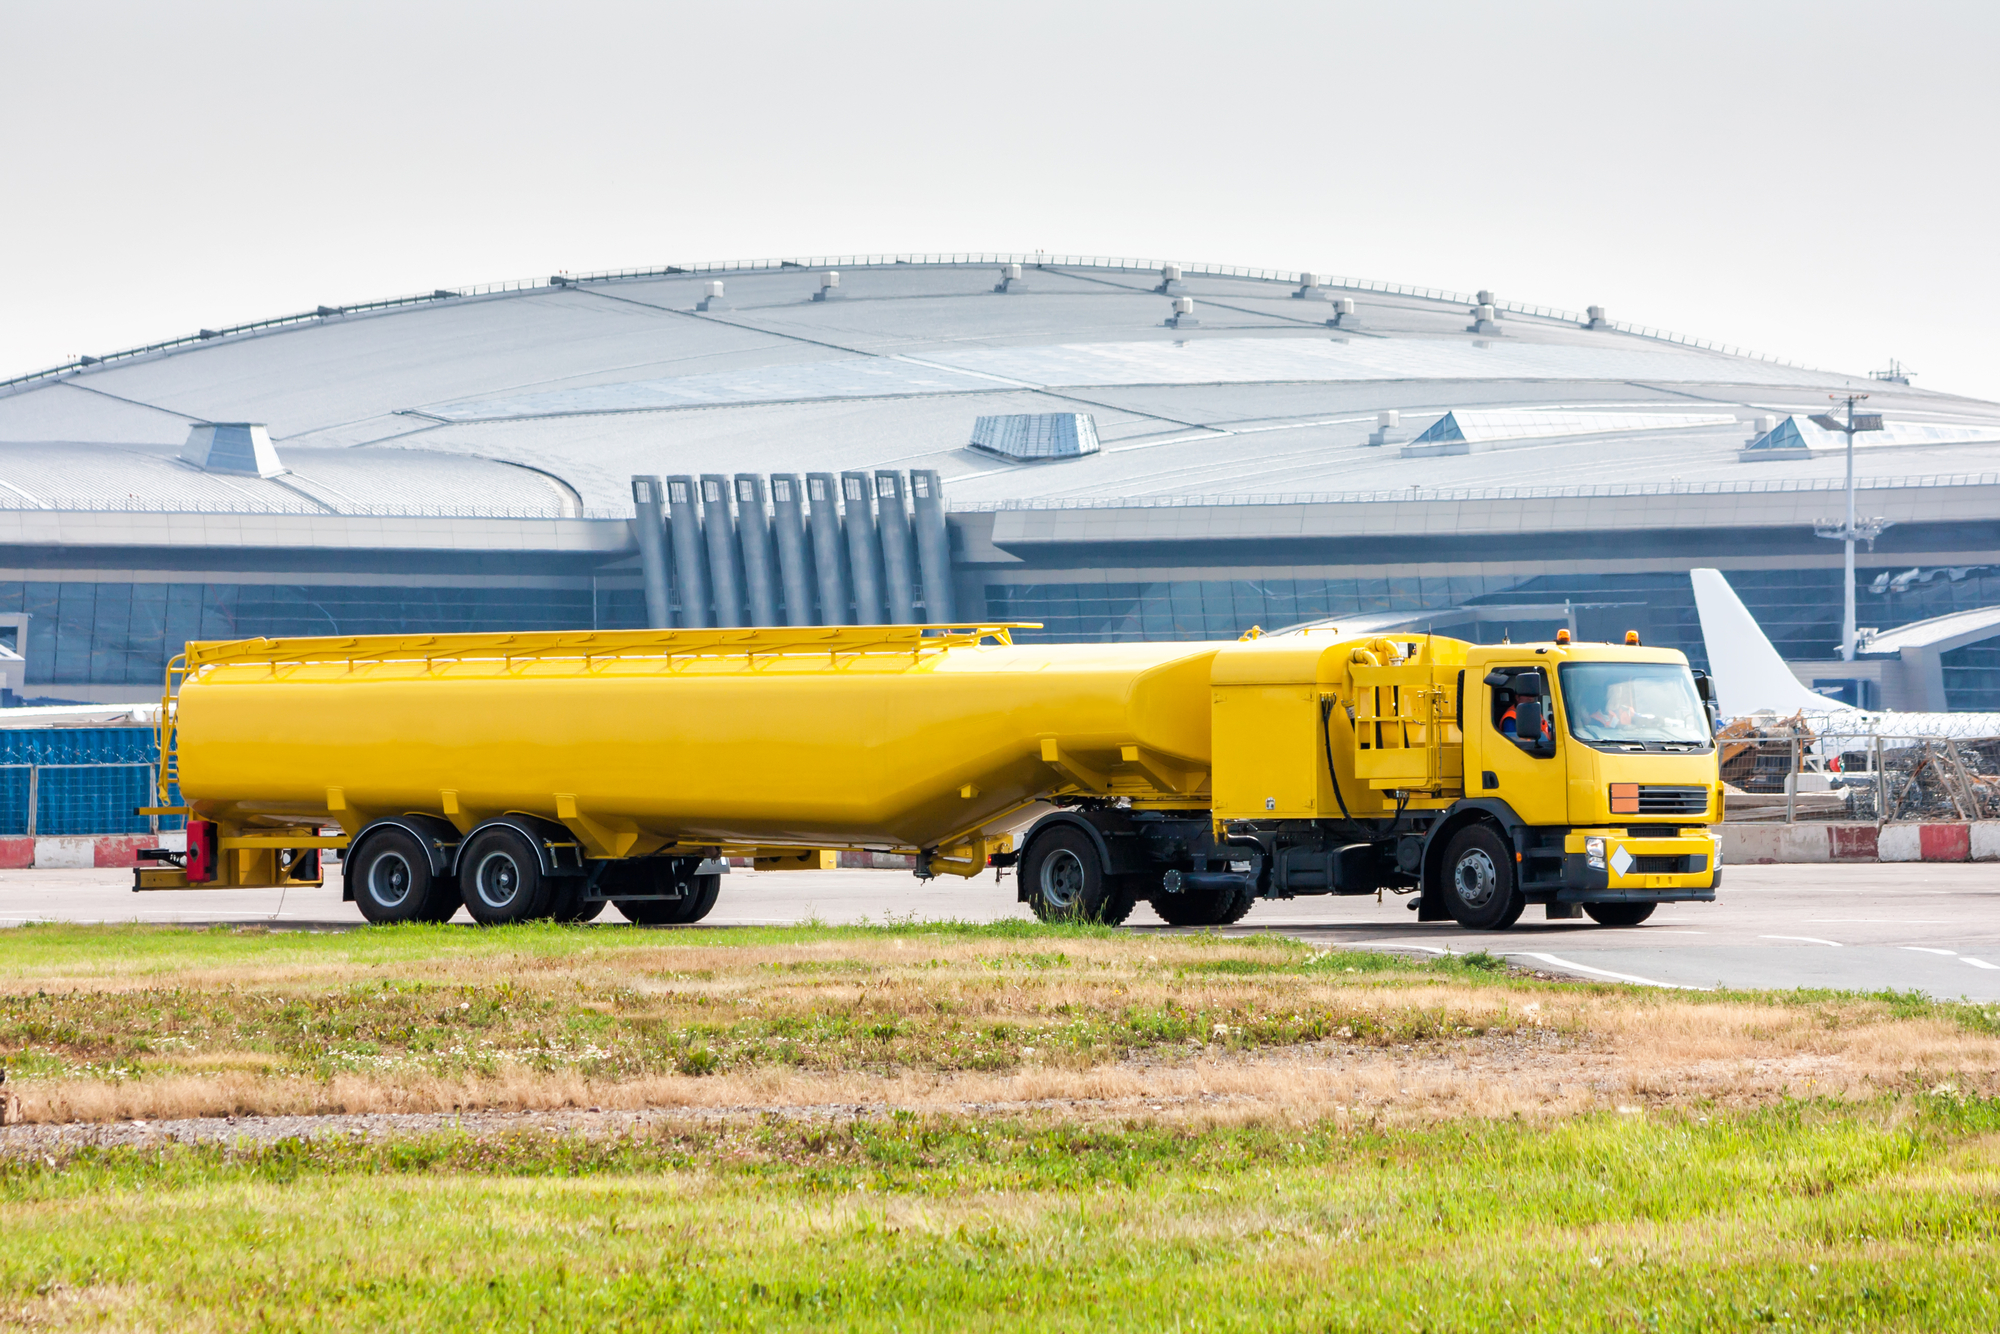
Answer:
[1723,822,2000,864]
[0,831,185,870]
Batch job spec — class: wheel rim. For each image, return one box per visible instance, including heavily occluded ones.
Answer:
[1452,849,1499,908]
[368,852,413,908]
[1040,848,1086,910]
[473,849,524,910]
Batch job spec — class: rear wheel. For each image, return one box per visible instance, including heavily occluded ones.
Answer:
[1584,901,1656,927]
[1440,824,1525,931]
[1152,884,1253,927]
[546,875,604,923]
[614,874,721,925]
[350,829,455,925]
[1023,826,1133,925]
[458,828,552,925]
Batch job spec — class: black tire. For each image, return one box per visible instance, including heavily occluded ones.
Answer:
[1584,901,1656,927]
[546,875,604,923]
[1152,885,1253,927]
[1439,824,1525,931]
[614,874,721,925]
[1023,826,1134,925]
[350,829,455,925]
[458,827,553,925]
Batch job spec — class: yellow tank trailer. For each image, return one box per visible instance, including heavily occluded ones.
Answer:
[135,622,1721,930]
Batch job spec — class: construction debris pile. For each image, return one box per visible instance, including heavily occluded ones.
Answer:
[1719,713,2000,822]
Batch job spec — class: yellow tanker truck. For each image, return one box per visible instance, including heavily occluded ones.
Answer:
[134,622,1722,931]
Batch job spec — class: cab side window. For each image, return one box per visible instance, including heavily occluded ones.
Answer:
[1485,667,1556,757]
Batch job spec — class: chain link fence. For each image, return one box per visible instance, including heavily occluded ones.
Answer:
[1720,726,2000,823]
[0,727,179,837]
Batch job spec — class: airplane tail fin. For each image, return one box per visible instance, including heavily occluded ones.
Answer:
[1689,569,1838,717]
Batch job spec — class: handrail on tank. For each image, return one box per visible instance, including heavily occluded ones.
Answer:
[176,623,1044,670]
[155,651,187,808]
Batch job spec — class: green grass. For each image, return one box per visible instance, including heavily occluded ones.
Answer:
[0,1097,1995,1330]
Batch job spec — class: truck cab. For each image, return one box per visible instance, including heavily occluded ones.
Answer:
[1013,630,1721,932]
[1438,639,1720,927]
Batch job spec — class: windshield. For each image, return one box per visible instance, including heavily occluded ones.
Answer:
[1557,662,1710,745]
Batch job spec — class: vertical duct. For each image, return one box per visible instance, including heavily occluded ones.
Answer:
[909,469,954,624]
[840,470,885,624]
[770,473,815,626]
[734,474,780,626]
[630,475,673,628]
[806,473,850,625]
[700,474,745,627]
[875,471,918,624]
[665,475,710,628]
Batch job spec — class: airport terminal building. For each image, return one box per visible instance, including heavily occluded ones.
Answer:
[3,254,1999,710]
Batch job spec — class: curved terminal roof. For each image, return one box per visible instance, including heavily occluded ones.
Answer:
[3,255,1998,518]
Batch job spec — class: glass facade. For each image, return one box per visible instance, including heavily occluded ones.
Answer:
[984,575,1525,644]
[0,582,640,689]
[986,566,2000,711]
[1941,641,2000,713]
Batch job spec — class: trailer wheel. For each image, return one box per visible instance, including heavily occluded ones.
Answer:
[614,874,720,926]
[1024,827,1133,925]
[1151,885,1253,927]
[1583,901,1656,927]
[350,829,452,925]
[1439,824,1525,931]
[546,876,604,923]
[459,828,552,925]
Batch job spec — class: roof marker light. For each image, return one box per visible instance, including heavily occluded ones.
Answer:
[1555,629,1571,644]
[1625,630,1641,645]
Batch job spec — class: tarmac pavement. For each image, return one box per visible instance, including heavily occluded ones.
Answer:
[0,862,1993,1001]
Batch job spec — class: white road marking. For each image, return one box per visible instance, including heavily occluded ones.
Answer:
[1513,952,1703,990]
[1964,958,2000,971]
[1760,935,1844,947]
[1818,919,1949,924]
[1903,947,1958,956]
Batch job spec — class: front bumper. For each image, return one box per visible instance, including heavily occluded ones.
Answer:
[1552,827,1719,903]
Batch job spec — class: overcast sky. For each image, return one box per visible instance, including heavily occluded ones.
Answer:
[4,1,1994,399]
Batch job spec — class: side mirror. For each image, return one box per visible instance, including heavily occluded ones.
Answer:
[1514,697,1546,753]
[1692,670,1719,735]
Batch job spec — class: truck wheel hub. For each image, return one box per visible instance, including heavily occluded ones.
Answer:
[1040,849,1085,909]
[369,853,412,907]
[1452,850,1499,908]
[474,852,522,908]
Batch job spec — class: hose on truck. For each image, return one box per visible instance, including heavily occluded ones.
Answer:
[1318,695,1353,821]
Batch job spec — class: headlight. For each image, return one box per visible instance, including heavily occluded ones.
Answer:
[1585,836,1606,870]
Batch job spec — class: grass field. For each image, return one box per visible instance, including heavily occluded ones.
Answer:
[0,922,1996,1330]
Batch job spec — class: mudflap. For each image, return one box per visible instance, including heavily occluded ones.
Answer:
[1414,881,1453,921]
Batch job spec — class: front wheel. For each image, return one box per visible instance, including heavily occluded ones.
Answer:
[1439,824,1525,931]
[1584,901,1656,927]
[1023,827,1133,925]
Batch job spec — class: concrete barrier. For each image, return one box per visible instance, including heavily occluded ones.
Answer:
[1725,822,1996,864]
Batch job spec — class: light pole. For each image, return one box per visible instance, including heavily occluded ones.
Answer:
[1810,394,1886,660]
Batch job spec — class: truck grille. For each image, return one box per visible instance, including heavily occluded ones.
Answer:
[1632,854,1708,875]
[1637,785,1709,815]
